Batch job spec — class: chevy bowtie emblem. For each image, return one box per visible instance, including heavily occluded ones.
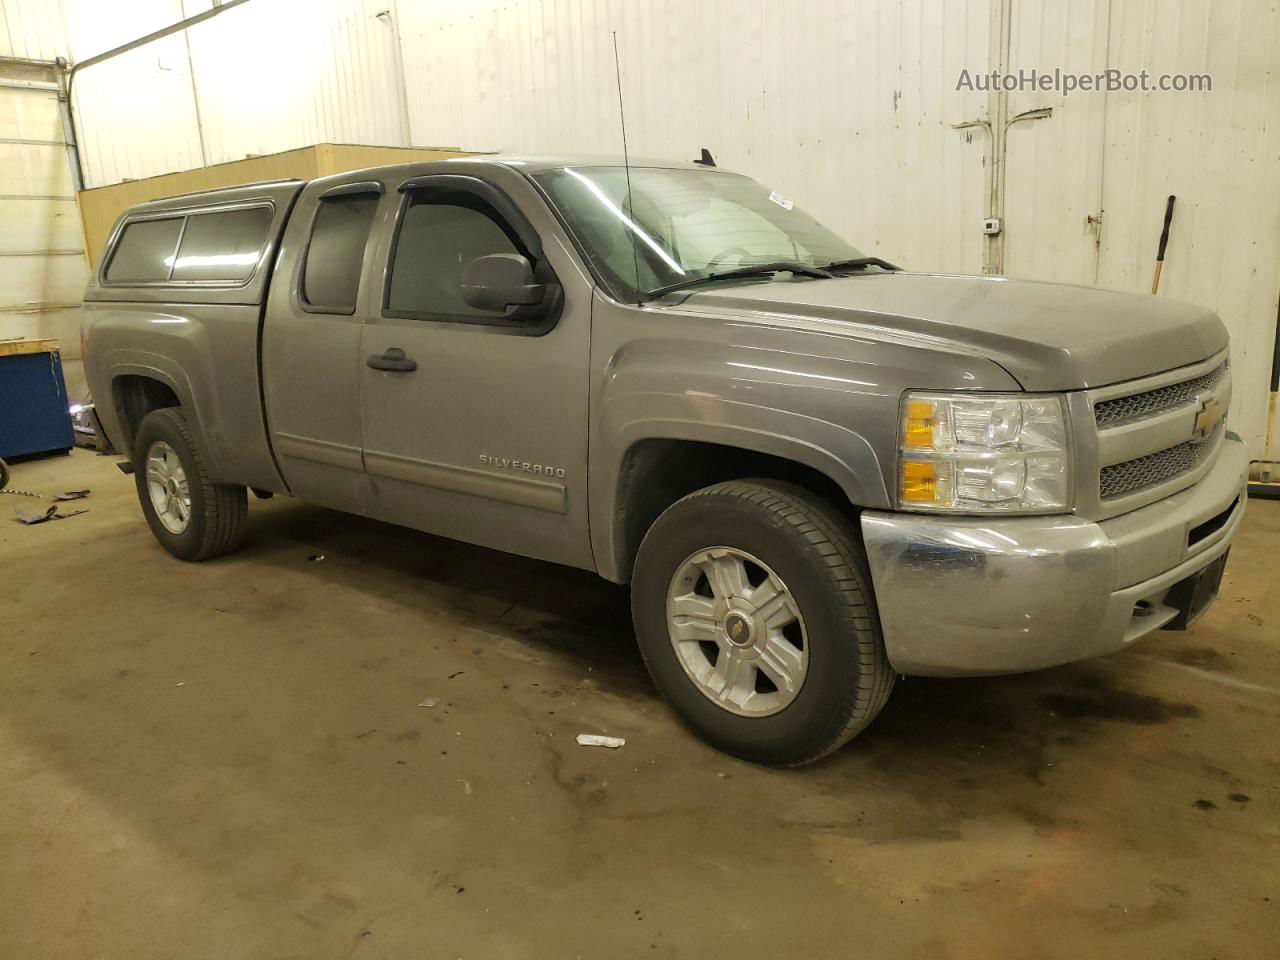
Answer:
[1193,397,1224,439]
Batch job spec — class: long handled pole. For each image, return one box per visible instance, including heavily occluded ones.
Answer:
[1151,194,1176,294]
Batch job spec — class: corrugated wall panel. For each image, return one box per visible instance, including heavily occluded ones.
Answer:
[1093,0,1279,456]
[8,0,1277,455]
[62,0,206,186]
[0,196,81,250]
[939,0,1278,456]
[0,41,87,358]
[63,0,411,185]
[194,0,404,164]
[397,0,991,273]
[0,81,61,140]
[0,0,69,60]
[0,247,85,306]
[0,141,72,195]
[1002,0,1112,285]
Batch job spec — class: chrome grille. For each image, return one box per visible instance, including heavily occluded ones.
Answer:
[1099,420,1225,500]
[1093,362,1227,427]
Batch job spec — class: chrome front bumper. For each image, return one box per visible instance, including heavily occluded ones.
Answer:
[861,434,1248,677]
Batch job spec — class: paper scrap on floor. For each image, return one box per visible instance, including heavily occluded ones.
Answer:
[576,733,625,749]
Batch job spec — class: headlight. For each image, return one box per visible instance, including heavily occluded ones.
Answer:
[897,392,1071,513]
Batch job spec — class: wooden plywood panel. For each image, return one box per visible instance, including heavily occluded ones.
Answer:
[0,337,61,357]
[75,145,323,267]
[74,143,480,267]
[316,143,477,176]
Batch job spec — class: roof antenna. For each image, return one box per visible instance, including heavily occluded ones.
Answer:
[612,31,643,307]
[694,148,716,167]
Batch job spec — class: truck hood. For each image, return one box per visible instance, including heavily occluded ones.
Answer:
[684,272,1228,390]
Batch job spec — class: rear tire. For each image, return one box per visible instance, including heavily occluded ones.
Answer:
[631,480,894,766]
[132,407,247,561]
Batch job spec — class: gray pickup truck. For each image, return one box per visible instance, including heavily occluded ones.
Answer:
[82,155,1246,765]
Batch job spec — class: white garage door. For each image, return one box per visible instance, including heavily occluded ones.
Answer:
[0,59,87,368]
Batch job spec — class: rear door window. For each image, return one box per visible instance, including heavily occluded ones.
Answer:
[170,206,273,282]
[301,193,380,314]
[105,217,184,283]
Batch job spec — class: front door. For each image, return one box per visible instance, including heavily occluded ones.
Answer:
[358,172,593,570]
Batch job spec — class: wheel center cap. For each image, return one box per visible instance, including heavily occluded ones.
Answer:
[723,612,754,647]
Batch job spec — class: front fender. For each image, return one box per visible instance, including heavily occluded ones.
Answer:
[590,398,887,583]
[607,405,887,504]
[586,300,1023,582]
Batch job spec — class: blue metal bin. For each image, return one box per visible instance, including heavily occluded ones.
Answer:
[0,338,75,460]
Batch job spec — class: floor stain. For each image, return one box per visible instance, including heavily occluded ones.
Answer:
[1039,689,1201,725]
[6,450,1280,960]
[1164,646,1234,671]
[539,741,610,813]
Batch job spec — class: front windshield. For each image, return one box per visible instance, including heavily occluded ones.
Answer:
[532,166,862,302]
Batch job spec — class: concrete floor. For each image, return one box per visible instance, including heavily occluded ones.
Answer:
[2,448,1277,959]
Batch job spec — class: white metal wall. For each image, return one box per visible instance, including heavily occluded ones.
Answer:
[0,3,86,363]
[397,0,994,276]
[1094,0,1280,467]
[999,0,1280,462]
[0,0,65,59]
[2,0,1277,457]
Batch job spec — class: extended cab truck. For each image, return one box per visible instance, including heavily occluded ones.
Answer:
[82,156,1247,766]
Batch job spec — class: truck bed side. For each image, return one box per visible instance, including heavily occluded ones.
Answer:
[82,180,304,492]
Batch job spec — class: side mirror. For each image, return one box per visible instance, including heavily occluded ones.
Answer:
[460,253,546,314]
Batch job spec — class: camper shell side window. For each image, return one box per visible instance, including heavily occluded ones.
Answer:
[103,203,275,288]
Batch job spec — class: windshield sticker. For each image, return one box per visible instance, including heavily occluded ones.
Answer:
[768,191,795,211]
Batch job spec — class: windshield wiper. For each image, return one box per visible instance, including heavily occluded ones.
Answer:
[821,256,901,273]
[645,261,833,301]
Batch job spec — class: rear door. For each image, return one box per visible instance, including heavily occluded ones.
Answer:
[357,167,593,569]
[262,177,391,513]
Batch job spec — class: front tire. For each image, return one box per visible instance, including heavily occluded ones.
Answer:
[631,480,894,766]
[132,407,247,561]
